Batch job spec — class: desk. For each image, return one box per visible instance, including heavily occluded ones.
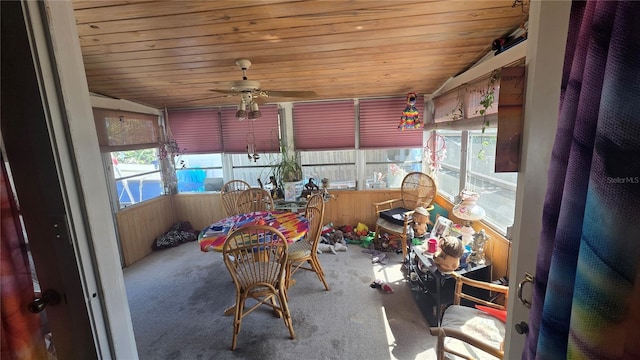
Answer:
[199,211,309,252]
[408,243,491,326]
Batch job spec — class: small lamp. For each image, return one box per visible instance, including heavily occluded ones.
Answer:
[235,100,247,120]
[248,101,261,119]
[451,190,485,245]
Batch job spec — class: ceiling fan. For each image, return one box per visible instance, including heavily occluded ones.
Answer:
[210,59,316,119]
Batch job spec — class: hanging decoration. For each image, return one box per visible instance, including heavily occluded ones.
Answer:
[246,121,260,162]
[158,107,185,162]
[397,92,423,130]
[424,133,447,173]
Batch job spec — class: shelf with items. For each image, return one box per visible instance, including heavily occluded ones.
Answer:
[404,242,492,326]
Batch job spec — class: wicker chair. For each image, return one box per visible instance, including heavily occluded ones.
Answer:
[285,194,329,292]
[235,188,275,213]
[429,272,509,360]
[220,180,251,216]
[222,225,295,350]
[372,172,437,260]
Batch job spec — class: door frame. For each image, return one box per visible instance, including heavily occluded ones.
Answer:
[1,1,138,358]
[505,1,571,358]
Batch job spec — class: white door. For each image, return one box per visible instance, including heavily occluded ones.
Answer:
[2,1,97,358]
[1,1,137,359]
[504,1,571,358]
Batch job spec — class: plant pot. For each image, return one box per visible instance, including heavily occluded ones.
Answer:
[283,181,301,201]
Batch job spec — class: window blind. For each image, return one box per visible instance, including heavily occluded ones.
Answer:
[432,75,500,124]
[93,108,159,152]
[221,104,280,153]
[292,100,355,150]
[167,108,222,154]
[359,96,424,149]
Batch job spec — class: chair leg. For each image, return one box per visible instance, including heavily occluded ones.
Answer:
[311,257,330,291]
[284,262,292,290]
[400,236,408,261]
[372,225,381,249]
[435,333,445,360]
[278,288,295,340]
[231,296,245,351]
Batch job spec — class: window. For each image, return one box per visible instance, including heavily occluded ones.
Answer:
[429,68,522,236]
[175,153,223,192]
[230,153,281,188]
[111,149,162,208]
[435,131,462,199]
[364,149,422,189]
[466,129,517,232]
[300,150,356,189]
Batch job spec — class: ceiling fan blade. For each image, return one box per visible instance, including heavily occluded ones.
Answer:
[261,90,317,98]
[172,94,232,104]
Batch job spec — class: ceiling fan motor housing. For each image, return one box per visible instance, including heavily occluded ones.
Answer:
[231,80,261,93]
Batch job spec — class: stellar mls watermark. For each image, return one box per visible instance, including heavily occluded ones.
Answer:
[607,176,639,184]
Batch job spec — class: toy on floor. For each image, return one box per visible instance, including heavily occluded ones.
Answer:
[329,230,346,245]
[370,279,394,293]
[317,243,337,254]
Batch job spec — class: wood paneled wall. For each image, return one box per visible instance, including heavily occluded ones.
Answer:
[116,190,511,279]
[323,190,402,229]
[116,195,176,267]
[171,193,226,231]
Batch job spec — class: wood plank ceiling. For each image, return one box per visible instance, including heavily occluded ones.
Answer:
[72,0,529,110]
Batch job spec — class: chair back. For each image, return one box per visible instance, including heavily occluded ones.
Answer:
[401,172,437,210]
[222,225,289,291]
[236,188,275,213]
[221,180,251,216]
[303,194,325,252]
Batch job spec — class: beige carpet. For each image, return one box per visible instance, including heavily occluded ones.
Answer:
[124,240,439,359]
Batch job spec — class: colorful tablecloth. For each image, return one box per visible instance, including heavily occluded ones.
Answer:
[199,211,309,252]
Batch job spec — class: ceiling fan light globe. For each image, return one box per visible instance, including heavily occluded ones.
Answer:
[248,110,261,119]
[235,109,247,120]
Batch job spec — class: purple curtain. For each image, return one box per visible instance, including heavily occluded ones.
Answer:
[524,1,640,359]
[1,157,48,359]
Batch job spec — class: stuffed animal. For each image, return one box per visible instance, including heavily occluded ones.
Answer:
[317,243,337,254]
[354,223,369,237]
[329,230,345,245]
[433,236,464,273]
[412,206,432,239]
[398,92,423,130]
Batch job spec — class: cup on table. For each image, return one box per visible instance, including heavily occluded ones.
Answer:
[427,238,438,253]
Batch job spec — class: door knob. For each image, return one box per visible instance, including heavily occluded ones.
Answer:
[515,321,529,334]
[28,289,61,314]
[517,272,534,308]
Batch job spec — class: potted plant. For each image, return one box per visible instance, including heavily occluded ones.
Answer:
[272,141,303,201]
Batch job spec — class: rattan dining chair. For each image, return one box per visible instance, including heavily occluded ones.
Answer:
[372,172,437,261]
[235,188,275,213]
[285,194,329,292]
[222,225,295,350]
[221,180,251,216]
[429,272,509,359]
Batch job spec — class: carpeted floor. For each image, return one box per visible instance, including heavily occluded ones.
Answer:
[124,240,439,359]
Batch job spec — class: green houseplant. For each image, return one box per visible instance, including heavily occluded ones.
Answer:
[271,140,303,200]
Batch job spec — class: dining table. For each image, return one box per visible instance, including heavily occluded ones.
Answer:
[199,210,309,253]
[199,210,309,316]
